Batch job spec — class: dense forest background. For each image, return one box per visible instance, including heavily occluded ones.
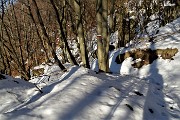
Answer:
[0,0,179,80]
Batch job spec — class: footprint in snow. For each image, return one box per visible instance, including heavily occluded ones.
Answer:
[156,102,165,107]
[164,96,180,112]
[148,108,154,113]
[125,104,134,111]
[13,80,19,84]
[134,91,143,96]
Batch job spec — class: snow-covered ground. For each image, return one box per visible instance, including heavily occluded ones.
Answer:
[0,18,180,120]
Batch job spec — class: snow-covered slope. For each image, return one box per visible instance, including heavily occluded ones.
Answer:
[0,18,180,120]
[110,17,180,85]
[0,76,36,114]
[0,66,179,120]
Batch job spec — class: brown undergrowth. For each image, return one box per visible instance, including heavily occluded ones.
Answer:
[32,68,44,77]
[115,48,178,68]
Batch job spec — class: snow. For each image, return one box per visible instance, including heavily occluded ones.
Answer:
[0,18,180,120]
[163,1,175,7]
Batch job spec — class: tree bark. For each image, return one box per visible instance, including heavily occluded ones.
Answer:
[96,0,109,72]
[102,0,109,72]
[109,0,115,33]
[96,0,103,71]
[31,0,66,71]
[50,0,78,66]
[26,0,50,62]
[74,0,90,68]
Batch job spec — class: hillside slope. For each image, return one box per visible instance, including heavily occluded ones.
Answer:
[0,18,180,120]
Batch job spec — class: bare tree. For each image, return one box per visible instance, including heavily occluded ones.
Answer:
[50,0,78,66]
[0,0,6,73]
[96,0,109,72]
[74,0,90,68]
[22,0,50,63]
[31,0,67,71]
[0,0,31,79]
[109,0,116,33]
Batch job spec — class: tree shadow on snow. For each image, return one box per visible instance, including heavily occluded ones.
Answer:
[59,73,146,120]
[104,75,147,120]
[2,66,80,120]
[142,44,169,120]
[2,54,172,120]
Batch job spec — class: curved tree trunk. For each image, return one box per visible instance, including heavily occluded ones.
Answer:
[26,0,50,63]
[31,0,66,71]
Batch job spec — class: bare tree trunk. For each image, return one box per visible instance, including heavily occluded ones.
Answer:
[102,0,110,72]
[0,42,8,74]
[0,0,6,73]
[11,3,25,71]
[1,0,31,79]
[74,0,90,68]
[109,0,115,33]
[25,0,50,63]
[11,2,31,80]
[50,0,78,66]
[96,0,109,72]
[31,0,66,71]
[3,47,11,75]
[96,0,103,72]
[0,47,6,73]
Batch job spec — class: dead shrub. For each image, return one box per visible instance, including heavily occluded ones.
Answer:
[32,68,44,77]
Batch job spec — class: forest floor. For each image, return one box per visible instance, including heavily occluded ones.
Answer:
[0,18,180,120]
